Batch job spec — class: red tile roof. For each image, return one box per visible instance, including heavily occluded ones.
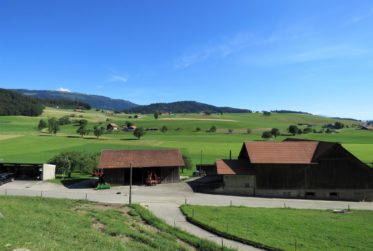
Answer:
[98,149,185,169]
[216,159,254,175]
[243,141,319,164]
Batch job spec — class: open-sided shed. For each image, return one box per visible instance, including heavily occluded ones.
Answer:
[98,149,184,185]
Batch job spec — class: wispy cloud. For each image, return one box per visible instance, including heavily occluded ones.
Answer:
[346,8,373,24]
[175,25,309,68]
[290,44,371,63]
[175,32,257,68]
[243,42,372,66]
[57,87,71,92]
[108,74,128,83]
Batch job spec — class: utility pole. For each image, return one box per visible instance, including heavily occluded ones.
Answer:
[200,150,203,171]
[129,163,132,205]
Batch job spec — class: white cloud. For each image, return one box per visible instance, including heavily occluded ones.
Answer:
[246,43,372,66]
[108,74,128,83]
[346,8,373,25]
[57,87,71,92]
[175,32,256,68]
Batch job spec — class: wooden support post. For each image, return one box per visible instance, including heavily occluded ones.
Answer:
[129,164,132,205]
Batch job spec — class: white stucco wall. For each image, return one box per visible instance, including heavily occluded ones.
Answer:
[42,164,56,180]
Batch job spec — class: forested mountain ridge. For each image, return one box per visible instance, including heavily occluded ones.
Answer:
[0,89,44,116]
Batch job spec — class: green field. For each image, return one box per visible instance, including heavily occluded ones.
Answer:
[180,205,373,251]
[1,108,373,176]
[0,196,232,251]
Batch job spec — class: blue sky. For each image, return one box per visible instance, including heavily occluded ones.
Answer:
[1,0,373,119]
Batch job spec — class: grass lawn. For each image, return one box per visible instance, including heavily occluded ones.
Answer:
[0,196,233,251]
[1,107,373,177]
[180,205,373,251]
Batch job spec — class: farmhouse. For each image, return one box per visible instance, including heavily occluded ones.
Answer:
[124,125,137,131]
[360,125,373,131]
[106,123,119,131]
[98,149,184,185]
[197,140,373,201]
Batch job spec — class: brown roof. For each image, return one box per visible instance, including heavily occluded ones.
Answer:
[98,149,185,169]
[216,159,254,175]
[108,123,118,127]
[243,141,319,164]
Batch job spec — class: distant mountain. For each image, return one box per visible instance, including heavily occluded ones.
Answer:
[13,89,138,111]
[0,89,44,116]
[126,101,251,114]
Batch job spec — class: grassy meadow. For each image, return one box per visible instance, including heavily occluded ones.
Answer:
[1,107,373,176]
[180,205,373,251]
[0,196,233,251]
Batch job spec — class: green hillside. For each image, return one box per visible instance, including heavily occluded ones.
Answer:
[0,196,229,251]
[14,89,138,111]
[127,101,251,113]
[0,107,372,175]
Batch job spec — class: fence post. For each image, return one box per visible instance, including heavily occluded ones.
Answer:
[40,191,43,197]
[85,193,88,201]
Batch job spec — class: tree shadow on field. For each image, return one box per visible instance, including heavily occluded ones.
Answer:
[120,138,138,141]
[67,135,80,139]
[59,178,98,189]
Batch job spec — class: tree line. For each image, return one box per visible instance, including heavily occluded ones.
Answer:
[0,89,44,116]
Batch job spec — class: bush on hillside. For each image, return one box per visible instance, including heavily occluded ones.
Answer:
[49,151,99,178]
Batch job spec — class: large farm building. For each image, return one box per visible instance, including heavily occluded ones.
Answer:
[98,149,184,185]
[197,139,373,201]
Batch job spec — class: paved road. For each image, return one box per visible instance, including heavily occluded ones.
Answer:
[2,180,373,250]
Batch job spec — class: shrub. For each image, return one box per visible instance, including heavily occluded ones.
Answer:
[288,125,299,135]
[49,151,99,177]
[208,126,217,133]
[270,128,280,138]
[38,119,47,131]
[262,131,273,139]
[134,127,145,139]
[161,125,168,132]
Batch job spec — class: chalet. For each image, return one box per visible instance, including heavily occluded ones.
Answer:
[126,125,137,131]
[106,123,119,131]
[98,149,184,185]
[360,125,373,131]
[197,140,373,201]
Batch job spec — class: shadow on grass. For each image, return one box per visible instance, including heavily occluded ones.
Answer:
[120,138,139,141]
[66,135,98,140]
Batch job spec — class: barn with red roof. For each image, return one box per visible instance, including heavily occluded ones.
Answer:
[199,139,373,201]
